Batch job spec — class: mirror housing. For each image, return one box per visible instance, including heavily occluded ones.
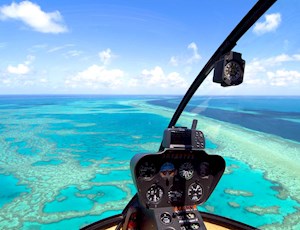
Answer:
[213,51,245,87]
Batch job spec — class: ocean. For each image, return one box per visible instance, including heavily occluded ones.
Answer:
[0,95,299,229]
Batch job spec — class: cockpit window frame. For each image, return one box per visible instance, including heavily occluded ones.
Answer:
[164,0,277,135]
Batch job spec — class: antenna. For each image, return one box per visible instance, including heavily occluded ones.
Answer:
[191,119,198,129]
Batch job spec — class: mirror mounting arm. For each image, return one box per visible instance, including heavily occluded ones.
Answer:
[159,0,277,152]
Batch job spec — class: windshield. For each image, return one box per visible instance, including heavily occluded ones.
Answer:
[173,1,300,228]
[0,1,299,230]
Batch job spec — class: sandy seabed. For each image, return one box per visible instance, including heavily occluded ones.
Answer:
[132,100,300,230]
[0,99,299,229]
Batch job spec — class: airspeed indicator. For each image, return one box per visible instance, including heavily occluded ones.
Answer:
[139,162,156,180]
[146,184,164,204]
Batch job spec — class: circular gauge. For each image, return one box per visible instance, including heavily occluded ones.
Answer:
[160,162,176,178]
[146,184,164,204]
[138,162,156,180]
[199,162,210,178]
[168,188,183,204]
[160,212,172,224]
[179,162,194,180]
[223,61,243,83]
[188,182,203,202]
[190,223,200,229]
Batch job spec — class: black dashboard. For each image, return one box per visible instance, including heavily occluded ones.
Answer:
[129,121,225,230]
[131,149,225,209]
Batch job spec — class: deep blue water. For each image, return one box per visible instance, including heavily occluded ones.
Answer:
[0,95,299,229]
[149,96,300,142]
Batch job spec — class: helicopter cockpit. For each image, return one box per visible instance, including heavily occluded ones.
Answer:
[129,120,225,229]
[1,0,300,229]
[81,1,280,229]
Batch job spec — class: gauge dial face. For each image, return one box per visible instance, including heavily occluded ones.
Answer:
[160,213,172,224]
[168,188,183,203]
[138,162,156,180]
[199,162,210,178]
[224,61,242,82]
[188,182,203,202]
[146,185,164,204]
[190,223,200,229]
[160,162,176,178]
[179,162,194,180]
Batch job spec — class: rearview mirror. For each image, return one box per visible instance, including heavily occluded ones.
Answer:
[213,51,245,87]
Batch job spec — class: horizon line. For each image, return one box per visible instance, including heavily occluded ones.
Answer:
[0,94,299,97]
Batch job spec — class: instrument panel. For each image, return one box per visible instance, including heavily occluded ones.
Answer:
[131,149,225,209]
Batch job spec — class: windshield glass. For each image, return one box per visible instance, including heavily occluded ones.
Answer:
[173,2,300,229]
[0,1,299,230]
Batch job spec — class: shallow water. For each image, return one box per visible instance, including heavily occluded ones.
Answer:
[0,95,299,229]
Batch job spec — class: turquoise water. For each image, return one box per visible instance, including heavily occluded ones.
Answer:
[32,159,63,166]
[0,174,29,209]
[91,170,132,182]
[200,158,299,226]
[44,185,126,213]
[44,186,94,213]
[0,95,299,229]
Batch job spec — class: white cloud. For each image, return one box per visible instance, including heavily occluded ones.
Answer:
[6,55,35,75]
[244,59,266,84]
[24,55,35,65]
[128,78,138,87]
[38,77,48,83]
[187,42,201,64]
[141,66,188,89]
[244,53,300,87]
[33,44,48,49]
[265,54,294,64]
[66,65,124,89]
[65,50,82,57]
[2,78,11,85]
[7,64,30,75]
[99,49,114,65]
[293,54,300,61]
[0,1,67,33]
[48,44,74,53]
[168,42,201,67]
[169,56,178,66]
[267,69,300,86]
[253,13,281,35]
[245,78,267,85]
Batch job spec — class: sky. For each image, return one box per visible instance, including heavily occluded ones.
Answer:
[0,0,299,95]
